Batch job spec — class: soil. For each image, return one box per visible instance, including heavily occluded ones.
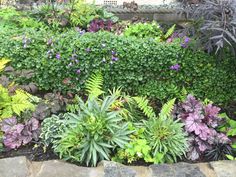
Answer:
[0,144,58,161]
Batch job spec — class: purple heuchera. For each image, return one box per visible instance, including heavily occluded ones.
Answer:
[178,94,230,161]
[1,117,40,149]
[88,19,113,33]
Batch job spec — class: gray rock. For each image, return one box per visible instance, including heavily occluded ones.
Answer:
[0,156,30,177]
[210,160,236,177]
[35,160,100,177]
[99,161,137,177]
[150,162,206,177]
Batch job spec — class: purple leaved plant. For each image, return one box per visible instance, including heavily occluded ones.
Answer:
[1,117,40,150]
[177,95,231,161]
[88,19,113,33]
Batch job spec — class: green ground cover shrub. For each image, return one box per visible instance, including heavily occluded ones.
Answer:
[0,29,235,104]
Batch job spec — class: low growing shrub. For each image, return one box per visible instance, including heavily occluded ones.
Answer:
[0,29,236,104]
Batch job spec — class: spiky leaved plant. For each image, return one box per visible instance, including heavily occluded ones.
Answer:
[144,99,189,163]
[47,72,133,166]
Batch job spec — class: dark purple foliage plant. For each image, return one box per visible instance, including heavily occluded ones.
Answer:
[177,95,231,161]
[88,19,113,33]
[1,117,40,149]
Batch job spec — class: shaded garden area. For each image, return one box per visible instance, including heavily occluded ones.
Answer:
[0,0,236,167]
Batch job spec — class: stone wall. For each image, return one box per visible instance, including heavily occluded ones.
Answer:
[86,0,176,6]
[0,156,235,177]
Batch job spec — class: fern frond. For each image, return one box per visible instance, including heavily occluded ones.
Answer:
[164,24,176,40]
[0,85,35,119]
[159,98,176,119]
[133,96,156,119]
[11,90,35,116]
[0,58,10,72]
[85,71,104,98]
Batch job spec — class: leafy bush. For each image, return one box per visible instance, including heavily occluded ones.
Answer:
[124,22,162,39]
[176,95,232,161]
[0,7,45,30]
[0,29,236,104]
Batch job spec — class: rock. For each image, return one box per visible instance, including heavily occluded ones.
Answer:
[150,162,206,177]
[129,166,151,177]
[0,156,30,177]
[35,160,99,177]
[99,160,137,177]
[210,160,236,177]
[196,163,217,177]
[0,156,235,177]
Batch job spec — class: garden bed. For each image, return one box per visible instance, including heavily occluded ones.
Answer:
[0,0,236,171]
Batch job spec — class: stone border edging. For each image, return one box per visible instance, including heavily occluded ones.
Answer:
[0,156,235,177]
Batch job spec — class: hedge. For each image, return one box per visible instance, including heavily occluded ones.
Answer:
[0,29,236,104]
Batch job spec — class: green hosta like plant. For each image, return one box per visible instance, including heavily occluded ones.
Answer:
[40,114,70,146]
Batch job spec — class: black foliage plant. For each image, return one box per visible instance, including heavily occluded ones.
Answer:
[178,0,236,56]
[0,65,37,94]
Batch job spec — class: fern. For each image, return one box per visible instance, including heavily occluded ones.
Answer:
[133,96,156,119]
[159,98,176,119]
[164,24,176,40]
[85,72,104,98]
[0,85,35,119]
[0,58,10,72]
